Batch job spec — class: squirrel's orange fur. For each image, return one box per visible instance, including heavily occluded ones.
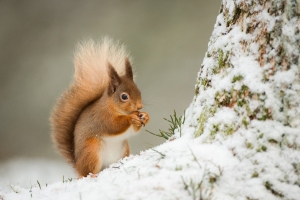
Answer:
[50,38,149,177]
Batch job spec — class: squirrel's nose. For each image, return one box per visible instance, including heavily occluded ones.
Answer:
[136,103,143,110]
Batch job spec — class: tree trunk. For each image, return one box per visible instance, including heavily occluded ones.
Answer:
[181,0,300,198]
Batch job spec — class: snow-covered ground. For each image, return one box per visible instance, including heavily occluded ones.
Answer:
[1,135,227,200]
[0,158,75,193]
[0,132,265,200]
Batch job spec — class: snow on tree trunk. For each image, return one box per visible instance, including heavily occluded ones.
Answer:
[181,0,300,198]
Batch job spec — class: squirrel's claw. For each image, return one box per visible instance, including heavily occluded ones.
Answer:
[138,112,150,126]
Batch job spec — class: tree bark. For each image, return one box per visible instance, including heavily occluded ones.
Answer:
[181,0,300,198]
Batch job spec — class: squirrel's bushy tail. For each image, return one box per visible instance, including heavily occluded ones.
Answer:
[51,37,130,166]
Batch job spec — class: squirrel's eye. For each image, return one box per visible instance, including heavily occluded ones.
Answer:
[120,93,129,101]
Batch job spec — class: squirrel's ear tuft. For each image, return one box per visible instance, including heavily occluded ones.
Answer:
[108,63,121,94]
[125,58,133,80]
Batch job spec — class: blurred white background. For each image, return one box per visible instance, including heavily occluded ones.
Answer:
[0,0,221,189]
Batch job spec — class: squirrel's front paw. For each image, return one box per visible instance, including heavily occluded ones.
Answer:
[130,112,143,127]
[139,112,150,126]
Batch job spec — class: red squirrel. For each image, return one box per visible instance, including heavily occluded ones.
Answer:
[50,37,150,177]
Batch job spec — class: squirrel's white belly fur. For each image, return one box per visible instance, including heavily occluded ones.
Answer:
[101,126,136,168]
